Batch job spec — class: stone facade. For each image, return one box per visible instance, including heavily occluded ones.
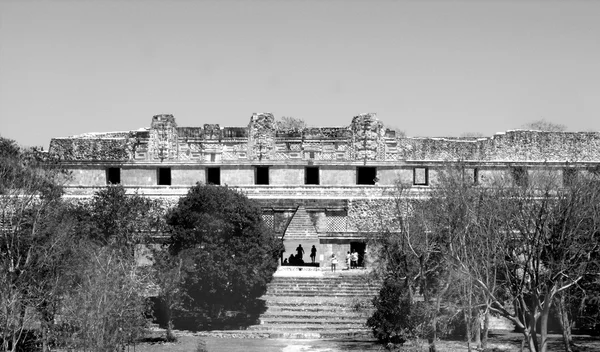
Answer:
[48,113,600,265]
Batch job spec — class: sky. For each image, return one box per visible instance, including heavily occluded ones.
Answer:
[1,0,599,148]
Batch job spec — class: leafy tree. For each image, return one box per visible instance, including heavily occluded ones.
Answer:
[60,245,150,352]
[0,137,67,352]
[521,119,567,132]
[166,184,283,328]
[275,116,307,130]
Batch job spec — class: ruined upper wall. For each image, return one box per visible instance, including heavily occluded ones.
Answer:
[48,113,600,163]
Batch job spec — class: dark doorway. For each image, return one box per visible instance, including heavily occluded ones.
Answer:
[206,167,220,185]
[305,167,319,185]
[255,166,269,185]
[357,167,377,185]
[106,167,121,184]
[158,167,171,185]
[350,242,366,267]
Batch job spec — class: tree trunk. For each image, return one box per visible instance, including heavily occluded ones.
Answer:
[555,294,573,352]
[464,309,472,352]
[540,307,550,352]
[481,309,489,349]
[165,300,175,342]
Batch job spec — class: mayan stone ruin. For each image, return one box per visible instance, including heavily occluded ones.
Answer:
[48,112,600,263]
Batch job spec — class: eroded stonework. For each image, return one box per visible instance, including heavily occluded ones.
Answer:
[49,113,600,163]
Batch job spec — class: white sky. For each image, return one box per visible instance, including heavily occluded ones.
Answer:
[1,0,599,148]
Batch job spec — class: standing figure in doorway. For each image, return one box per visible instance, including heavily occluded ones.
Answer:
[310,245,317,264]
[351,250,358,269]
[296,244,305,261]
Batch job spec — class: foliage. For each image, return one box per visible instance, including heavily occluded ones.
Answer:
[0,139,157,352]
[166,184,283,328]
[275,116,307,130]
[366,165,600,352]
[367,279,428,345]
[58,246,150,352]
[521,119,567,132]
[86,185,163,251]
[364,183,456,352]
[0,136,68,352]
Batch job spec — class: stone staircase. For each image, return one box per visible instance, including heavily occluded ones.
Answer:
[282,205,318,241]
[245,271,381,338]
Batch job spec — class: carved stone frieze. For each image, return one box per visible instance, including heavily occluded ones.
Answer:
[351,113,386,161]
[248,113,276,161]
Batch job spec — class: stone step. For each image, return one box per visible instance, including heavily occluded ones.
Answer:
[266,288,377,293]
[260,317,366,325]
[267,283,378,288]
[261,311,370,319]
[262,292,375,297]
[248,324,368,332]
[265,306,374,313]
[196,329,372,339]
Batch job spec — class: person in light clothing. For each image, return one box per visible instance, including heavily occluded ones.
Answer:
[330,254,338,272]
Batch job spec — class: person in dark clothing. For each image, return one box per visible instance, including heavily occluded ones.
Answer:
[310,245,317,263]
[296,244,305,260]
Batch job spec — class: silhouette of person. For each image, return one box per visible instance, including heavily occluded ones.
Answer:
[296,244,305,260]
[289,254,296,265]
[310,245,317,263]
[283,258,288,265]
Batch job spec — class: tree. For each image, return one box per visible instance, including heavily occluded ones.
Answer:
[275,116,307,130]
[166,184,283,328]
[365,184,455,352]
[0,137,67,352]
[52,186,160,351]
[424,165,600,352]
[521,119,567,132]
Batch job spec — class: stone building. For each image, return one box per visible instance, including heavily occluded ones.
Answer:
[49,113,600,266]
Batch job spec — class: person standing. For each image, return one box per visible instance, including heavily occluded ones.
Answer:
[330,254,338,272]
[351,250,358,269]
[296,244,305,261]
[310,245,317,264]
[346,251,351,270]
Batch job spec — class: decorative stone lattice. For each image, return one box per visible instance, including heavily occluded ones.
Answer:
[326,215,347,232]
[262,214,274,229]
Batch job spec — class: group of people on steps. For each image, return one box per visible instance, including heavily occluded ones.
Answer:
[283,244,364,273]
[329,249,361,272]
[283,244,317,265]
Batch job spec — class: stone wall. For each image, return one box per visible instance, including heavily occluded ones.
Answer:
[49,114,600,164]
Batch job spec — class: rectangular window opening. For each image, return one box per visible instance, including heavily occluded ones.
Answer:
[305,167,319,185]
[512,167,528,187]
[563,168,577,188]
[357,167,377,185]
[106,167,121,185]
[467,168,479,185]
[158,167,172,186]
[255,166,269,185]
[207,167,221,185]
[413,167,429,186]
